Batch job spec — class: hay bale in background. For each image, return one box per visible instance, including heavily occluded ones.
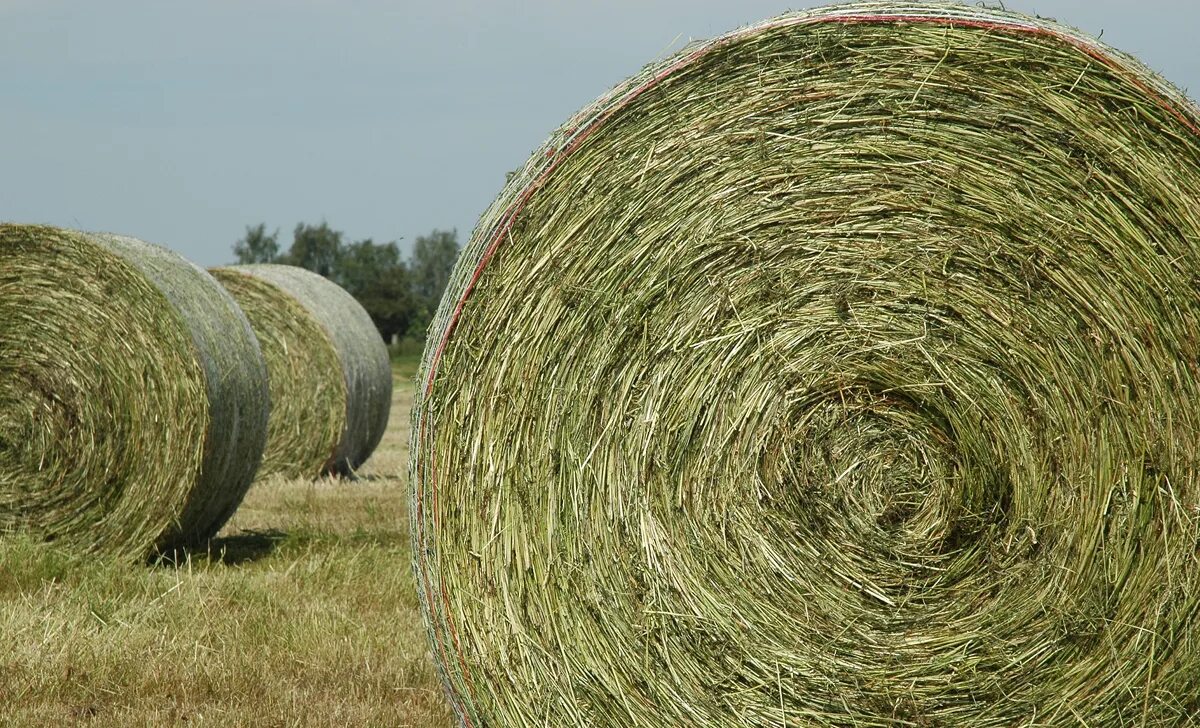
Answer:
[211,264,391,478]
[209,267,344,479]
[411,3,1200,725]
[0,224,269,559]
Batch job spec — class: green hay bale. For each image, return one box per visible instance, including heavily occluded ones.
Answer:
[211,264,392,478]
[411,3,1200,725]
[209,267,344,479]
[0,224,269,559]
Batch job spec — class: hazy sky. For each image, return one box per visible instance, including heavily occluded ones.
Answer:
[2,0,1196,267]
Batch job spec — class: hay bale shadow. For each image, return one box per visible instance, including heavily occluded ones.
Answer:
[154,528,288,567]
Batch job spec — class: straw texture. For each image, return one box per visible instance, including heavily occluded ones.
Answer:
[0,224,269,558]
[213,264,391,477]
[412,3,1200,726]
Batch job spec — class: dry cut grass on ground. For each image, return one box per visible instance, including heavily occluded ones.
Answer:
[0,357,454,727]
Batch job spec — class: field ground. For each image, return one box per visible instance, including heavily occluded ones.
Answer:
[0,356,454,727]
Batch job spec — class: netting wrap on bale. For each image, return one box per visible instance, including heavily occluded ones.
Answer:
[212,264,392,478]
[411,3,1200,725]
[0,225,269,559]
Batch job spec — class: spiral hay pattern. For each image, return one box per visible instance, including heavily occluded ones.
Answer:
[0,225,269,559]
[412,3,1200,725]
[213,265,392,477]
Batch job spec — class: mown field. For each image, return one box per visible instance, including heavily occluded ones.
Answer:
[0,357,454,727]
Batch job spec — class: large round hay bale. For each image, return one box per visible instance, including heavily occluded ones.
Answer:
[411,3,1200,725]
[211,264,392,478]
[0,224,269,559]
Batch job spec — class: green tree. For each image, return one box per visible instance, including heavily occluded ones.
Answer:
[284,221,343,277]
[409,229,460,333]
[231,220,459,344]
[232,223,280,264]
[336,239,416,342]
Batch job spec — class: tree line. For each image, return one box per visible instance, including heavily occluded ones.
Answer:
[232,222,460,343]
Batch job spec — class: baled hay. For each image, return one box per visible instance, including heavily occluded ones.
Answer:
[411,3,1200,726]
[212,264,392,477]
[0,225,269,559]
[210,267,344,479]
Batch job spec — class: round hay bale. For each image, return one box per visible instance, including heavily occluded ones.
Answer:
[0,224,269,559]
[211,264,392,478]
[411,3,1200,725]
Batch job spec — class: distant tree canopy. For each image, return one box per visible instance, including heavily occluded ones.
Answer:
[232,222,460,342]
[232,223,280,264]
[283,222,342,278]
[410,229,460,327]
